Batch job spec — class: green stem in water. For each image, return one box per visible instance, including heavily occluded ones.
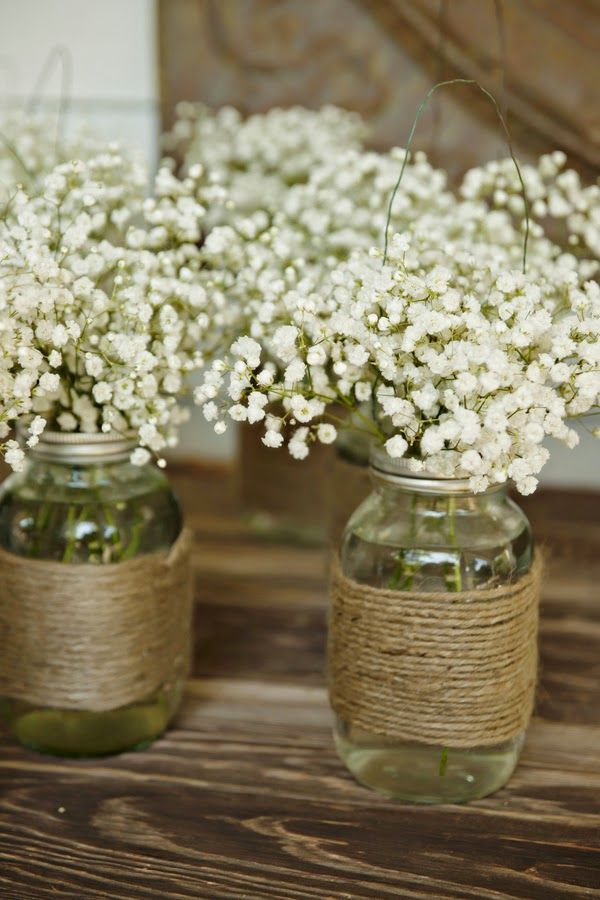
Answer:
[445,496,463,593]
[61,504,78,563]
[388,493,419,589]
[101,503,124,561]
[121,503,144,560]
[30,502,52,558]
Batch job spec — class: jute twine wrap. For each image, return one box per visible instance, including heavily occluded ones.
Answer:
[329,455,372,547]
[328,552,542,747]
[237,419,333,527]
[0,528,193,711]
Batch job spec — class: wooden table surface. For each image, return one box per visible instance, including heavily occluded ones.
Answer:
[1,463,599,899]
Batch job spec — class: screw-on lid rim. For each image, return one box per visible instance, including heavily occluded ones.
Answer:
[368,445,504,496]
[20,427,136,464]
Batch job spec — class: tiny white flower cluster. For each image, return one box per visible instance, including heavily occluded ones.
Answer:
[0,143,225,470]
[0,109,138,202]
[461,151,600,259]
[193,146,457,370]
[197,161,600,494]
[163,103,367,216]
[3,105,599,495]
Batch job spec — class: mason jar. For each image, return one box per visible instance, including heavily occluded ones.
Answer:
[0,431,189,757]
[331,447,535,803]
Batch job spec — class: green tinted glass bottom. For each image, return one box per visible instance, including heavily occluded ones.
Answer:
[0,682,184,757]
[334,718,524,803]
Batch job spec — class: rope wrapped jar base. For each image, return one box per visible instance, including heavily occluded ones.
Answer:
[0,528,193,712]
[328,553,542,748]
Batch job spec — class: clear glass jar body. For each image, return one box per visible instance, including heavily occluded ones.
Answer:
[334,461,533,803]
[0,439,184,756]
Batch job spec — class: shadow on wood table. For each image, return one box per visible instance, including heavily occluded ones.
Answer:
[0,461,598,899]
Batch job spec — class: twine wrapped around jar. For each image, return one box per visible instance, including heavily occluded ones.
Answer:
[328,552,543,748]
[0,527,193,711]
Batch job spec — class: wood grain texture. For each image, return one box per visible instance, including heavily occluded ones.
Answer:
[159,0,600,178]
[0,463,599,899]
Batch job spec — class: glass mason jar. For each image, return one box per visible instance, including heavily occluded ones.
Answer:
[0,431,186,757]
[333,447,534,803]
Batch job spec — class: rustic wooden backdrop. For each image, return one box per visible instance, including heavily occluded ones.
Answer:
[158,0,600,179]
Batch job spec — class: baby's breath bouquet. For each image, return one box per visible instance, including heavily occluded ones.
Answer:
[196,153,600,496]
[0,143,226,470]
[163,103,367,217]
[186,92,600,803]
[192,146,462,433]
[0,124,234,755]
[0,109,118,201]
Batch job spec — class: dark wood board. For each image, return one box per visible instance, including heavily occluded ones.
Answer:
[0,462,599,899]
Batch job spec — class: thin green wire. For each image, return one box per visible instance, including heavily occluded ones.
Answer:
[383,78,530,274]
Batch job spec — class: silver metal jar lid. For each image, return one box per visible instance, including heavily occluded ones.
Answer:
[368,445,503,496]
[23,429,136,465]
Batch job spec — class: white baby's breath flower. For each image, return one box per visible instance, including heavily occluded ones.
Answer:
[92,382,113,404]
[4,440,25,471]
[130,447,151,466]
[202,402,218,422]
[317,423,337,444]
[29,415,47,436]
[38,373,60,394]
[57,412,78,432]
[262,429,284,448]
[229,404,248,422]
[289,394,314,423]
[385,435,408,458]
[289,437,309,459]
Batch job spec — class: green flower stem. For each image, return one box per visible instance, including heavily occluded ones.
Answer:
[388,493,419,589]
[121,503,144,560]
[30,502,52,558]
[445,496,463,593]
[61,504,79,563]
[101,503,124,561]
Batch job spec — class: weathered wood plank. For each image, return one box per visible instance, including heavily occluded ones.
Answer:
[0,731,598,900]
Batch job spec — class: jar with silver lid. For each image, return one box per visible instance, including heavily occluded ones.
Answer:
[331,446,535,803]
[0,431,187,756]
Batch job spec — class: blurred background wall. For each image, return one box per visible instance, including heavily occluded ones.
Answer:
[0,0,159,164]
[159,0,600,179]
[0,0,598,487]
